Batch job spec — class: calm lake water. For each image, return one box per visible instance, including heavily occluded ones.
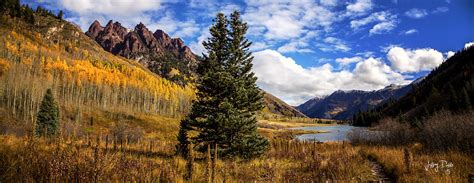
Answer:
[291,125,366,142]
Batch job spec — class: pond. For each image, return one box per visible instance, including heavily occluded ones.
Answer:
[290,125,367,142]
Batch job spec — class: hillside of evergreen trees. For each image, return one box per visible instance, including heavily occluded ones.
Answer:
[353,46,474,126]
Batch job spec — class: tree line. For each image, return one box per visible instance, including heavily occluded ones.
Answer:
[1,0,63,24]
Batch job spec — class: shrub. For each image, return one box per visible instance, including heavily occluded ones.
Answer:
[350,111,474,154]
[419,111,474,152]
[110,122,145,143]
[348,118,414,146]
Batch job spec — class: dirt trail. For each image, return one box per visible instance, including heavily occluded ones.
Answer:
[368,158,394,182]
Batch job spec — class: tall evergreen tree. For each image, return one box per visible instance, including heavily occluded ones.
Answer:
[224,11,268,158]
[177,11,268,159]
[35,89,60,137]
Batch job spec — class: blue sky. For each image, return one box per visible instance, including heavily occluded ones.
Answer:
[23,0,474,105]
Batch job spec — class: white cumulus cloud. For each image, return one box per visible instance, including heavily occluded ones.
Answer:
[252,49,409,105]
[387,47,444,73]
[346,0,373,15]
[370,21,397,35]
[353,58,405,86]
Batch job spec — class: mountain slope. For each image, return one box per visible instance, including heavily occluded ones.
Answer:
[353,46,474,126]
[0,8,195,123]
[297,84,412,120]
[86,20,198,85]
[262,92,307,118]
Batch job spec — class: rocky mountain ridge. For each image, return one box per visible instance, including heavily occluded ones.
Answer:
[86,20,198,85]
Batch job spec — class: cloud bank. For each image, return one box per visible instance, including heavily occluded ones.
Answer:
[253,44,452,105]
[252,49,409,105]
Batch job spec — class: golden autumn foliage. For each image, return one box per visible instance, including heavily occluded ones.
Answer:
[0,58,10,76]
[0,21,195,125]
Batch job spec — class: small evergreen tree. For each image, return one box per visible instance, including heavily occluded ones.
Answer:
[35,89,60,137]
[176,119,190,157]
[177,11,268,159]
[57,10,63,20]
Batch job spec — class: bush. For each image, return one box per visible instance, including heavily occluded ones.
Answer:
[348,118,414,146]
[110,122,145,143]
[419,111,474,152]
[349,111,474,153]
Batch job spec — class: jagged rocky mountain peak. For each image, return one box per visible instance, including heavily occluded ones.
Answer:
[85,20,198,86]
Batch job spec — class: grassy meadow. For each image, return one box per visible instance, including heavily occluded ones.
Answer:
[1,113,473,182]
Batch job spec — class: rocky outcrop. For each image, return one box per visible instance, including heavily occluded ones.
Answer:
[85,20,103,38]
[86,20,198,85]
[134,22,160,51]
[89,20,129,54]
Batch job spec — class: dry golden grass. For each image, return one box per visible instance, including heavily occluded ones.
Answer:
[0,135,377,182]
[1,125,473,182]
[360,145,474,182]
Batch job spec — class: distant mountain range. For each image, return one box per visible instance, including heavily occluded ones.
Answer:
[297,84,413,120]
